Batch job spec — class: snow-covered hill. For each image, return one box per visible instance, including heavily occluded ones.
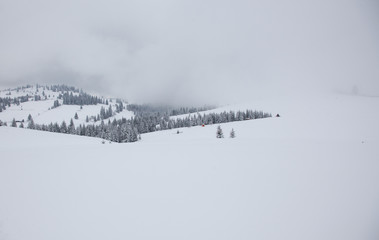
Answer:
[0,85,133,126]
[1,92,378,240]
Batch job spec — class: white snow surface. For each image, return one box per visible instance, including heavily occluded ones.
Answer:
[1,92,379,240]
[0,86,134,126]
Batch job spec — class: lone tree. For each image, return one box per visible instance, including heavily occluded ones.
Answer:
[27,118,35,129]
[230,128,236,138]
[216,125,224,138]
[74,112,79,120]
[11,118,17,127]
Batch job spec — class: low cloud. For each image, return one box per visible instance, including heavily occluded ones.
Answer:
[0,0,378,103]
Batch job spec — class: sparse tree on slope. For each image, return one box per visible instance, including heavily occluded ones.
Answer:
[216,125,224,138]
[11,118,17,127]
[230,128,236,138]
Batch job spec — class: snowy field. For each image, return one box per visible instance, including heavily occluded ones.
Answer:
[1,92,379,240]
[0,86,134,126]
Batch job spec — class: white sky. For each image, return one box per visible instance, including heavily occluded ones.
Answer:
[0,0,378,104]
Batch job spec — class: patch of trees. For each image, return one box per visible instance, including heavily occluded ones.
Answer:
[49,84,80,93]
[22,108,270,143]
[131,109,272,134]
[85,102,124,123]
[0,95,31,111]
[127,104,215,117]
[62,92,102,105]
[52,100,60,109]
[100,105,113,119]
[26,117,140,143]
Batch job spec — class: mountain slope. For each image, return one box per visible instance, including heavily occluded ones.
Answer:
[0,92,378,240]
[0,85,133,126]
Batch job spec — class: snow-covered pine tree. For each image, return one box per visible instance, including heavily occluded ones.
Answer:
[230,128,235,138]
[19,122,24,128]
[53,100,60,108]
[27,118,35,129]
[216,125,224,138]
[74,112,79,120]
[60,121,67,133]
[68,119,75,134]
[11,118,17,127]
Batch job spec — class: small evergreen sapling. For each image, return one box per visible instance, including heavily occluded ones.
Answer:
[216,125,224,138]
[11,118,17,127]
[230,128,236,138]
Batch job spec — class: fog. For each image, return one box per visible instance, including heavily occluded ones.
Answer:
[0,0,378,104]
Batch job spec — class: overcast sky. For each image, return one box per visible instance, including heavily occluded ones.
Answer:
[0,0,378,104]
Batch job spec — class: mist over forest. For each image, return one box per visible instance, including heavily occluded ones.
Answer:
[0,0,378,104]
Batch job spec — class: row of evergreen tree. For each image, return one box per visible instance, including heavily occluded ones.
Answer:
[131,109,272,134]
[49,84,80,93]
[84,103,124,123]
[0,95,32,112]
[9,116,140,143]
[4,109,271,143]
[127,104,215,117]
[61,92,103,105]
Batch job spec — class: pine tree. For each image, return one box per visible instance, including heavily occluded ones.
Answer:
[11,118,17,127]
[68,119,75,134]
[230,128,235,138]
[74,112,79,120]
[27,114,32,121]
[216,125,224,138]
[19,122,24,128]
[27,118,35,129]
[53,100,60,108]
[60,121,67,133]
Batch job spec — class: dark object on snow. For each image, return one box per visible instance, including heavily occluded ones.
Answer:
[276,114,280,117]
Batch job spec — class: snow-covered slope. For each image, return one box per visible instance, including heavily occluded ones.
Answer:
[0,85,133,126]
[0,92,379,240]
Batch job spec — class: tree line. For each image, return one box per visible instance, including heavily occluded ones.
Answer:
[6,109,271,143]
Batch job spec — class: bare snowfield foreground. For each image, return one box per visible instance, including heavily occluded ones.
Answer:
[1,93,379,240]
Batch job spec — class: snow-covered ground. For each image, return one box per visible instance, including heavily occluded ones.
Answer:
[1,92,379,240]
[0,85,134,126]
